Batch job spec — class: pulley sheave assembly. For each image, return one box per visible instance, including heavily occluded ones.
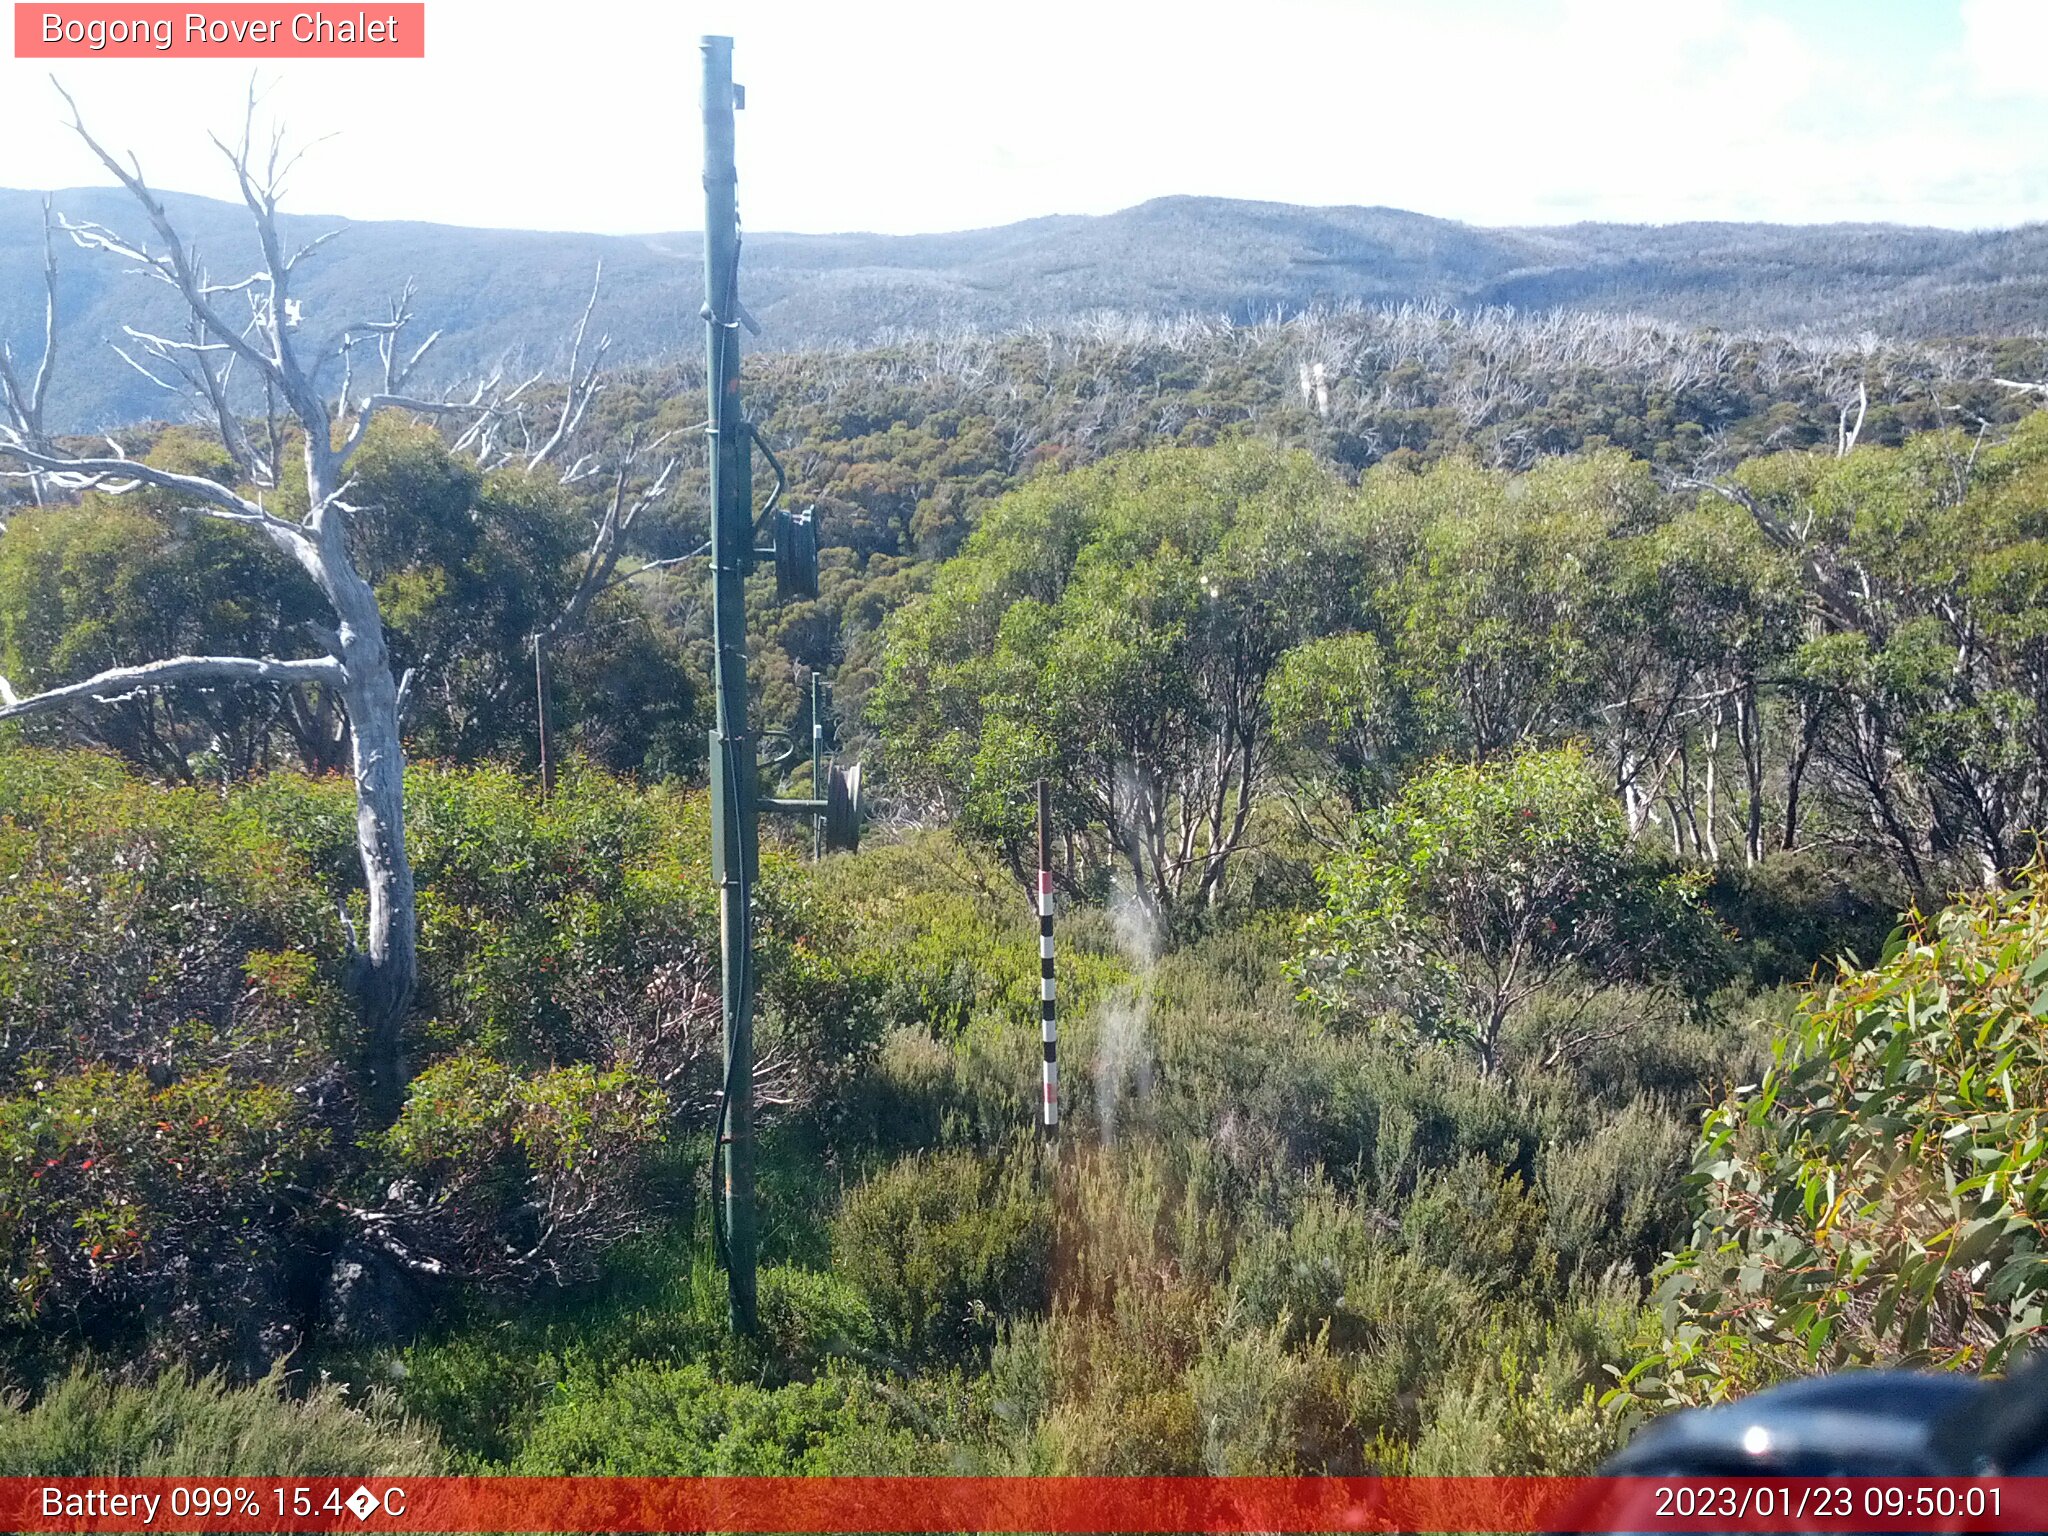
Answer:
[824,761,863,853]
[775,505,819,601]
[758,676,863,856]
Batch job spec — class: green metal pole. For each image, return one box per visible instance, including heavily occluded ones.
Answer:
[811,671,825,862]
[702,32,757,1336]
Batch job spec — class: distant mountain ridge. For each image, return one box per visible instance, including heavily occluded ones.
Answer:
[4,187,2046,432]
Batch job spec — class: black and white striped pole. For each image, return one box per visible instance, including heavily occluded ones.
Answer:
[1037,778,1058,1136]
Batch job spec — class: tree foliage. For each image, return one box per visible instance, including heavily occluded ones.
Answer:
[1627,875,2048,1405]
[1293,748,1729,1073]
[876,441,1359,919]
[13,310,2048,1480]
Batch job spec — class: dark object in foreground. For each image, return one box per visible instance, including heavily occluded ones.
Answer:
[1590,1361,2048,1531]
[1605,1371,1992,1476]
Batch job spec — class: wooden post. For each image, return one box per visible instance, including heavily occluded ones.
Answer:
[532,632,554,798]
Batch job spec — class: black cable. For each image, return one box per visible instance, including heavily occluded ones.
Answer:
[707,726,752,1272]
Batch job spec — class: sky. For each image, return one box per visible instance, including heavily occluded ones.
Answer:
[2,0,2045,235]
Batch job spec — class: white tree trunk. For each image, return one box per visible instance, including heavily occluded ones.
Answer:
[329,553,416,1117]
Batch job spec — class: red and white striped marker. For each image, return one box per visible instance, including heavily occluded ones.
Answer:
[1036,779,1057,1135]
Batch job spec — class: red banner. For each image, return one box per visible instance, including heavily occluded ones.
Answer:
[13,5,424,58]
[1,1476,2043,1532]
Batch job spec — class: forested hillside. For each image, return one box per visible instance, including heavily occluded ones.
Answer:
[7,276,2048,1473]
[6,184,2048,430]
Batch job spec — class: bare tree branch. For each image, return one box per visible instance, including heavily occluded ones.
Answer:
[547,430,680,638]
[1674,470,1864,632]
[52,80,293,405]
[0,438,308,550]
[524,263,609,471]
[0,653,344,723]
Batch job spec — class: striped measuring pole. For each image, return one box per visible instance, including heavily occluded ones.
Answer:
[1037,778,1058,1135]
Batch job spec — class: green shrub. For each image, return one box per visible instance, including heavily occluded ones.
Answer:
[1,748,892,1378]
[238,761,882,1115]
[1057,1140,1232,1308]
[1399,1154,1555,1299]
[802,833,1124,1154]
[833,1150,1051,1362]
[799,833,1039,1039]
[0,1365,442,1476]
[1192,1323,1359,1473]
[1,1067,323,1368]
[1346,1048,1535,1197]
[387,1253,876,1469]
[1316,1247,1485,1443]
[1512,982,1767,1121]
[0,753,340,1370]
[1406,1272,1642,1474]
[1704,853,1901,988]
[1538,1097,1692,1280]
[1293,746,1729,1074]
[1032,1290,1211,1474]
[511,1361,928,1474]
[1629,876,2048,1407]
[1409,1348,1613,1475]
[982,1317,1056,1464]
[0,750,347,1088]
[1227,1185,1384,1346]
[382,1053,671,1286]
[1037,1382,1205,1475]
[381,1331,547,1472]
[241,762,718,1069]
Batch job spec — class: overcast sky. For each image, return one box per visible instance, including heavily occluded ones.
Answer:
[3,0,2045,235]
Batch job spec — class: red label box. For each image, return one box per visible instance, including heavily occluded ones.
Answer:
[14,4,425,57]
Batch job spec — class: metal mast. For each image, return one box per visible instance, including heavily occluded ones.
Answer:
[702,32,759,1336]
[699,34,862,1338]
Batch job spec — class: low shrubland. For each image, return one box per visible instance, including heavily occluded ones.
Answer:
[8,714,2030,1477]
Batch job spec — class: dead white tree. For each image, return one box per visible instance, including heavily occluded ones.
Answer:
[1835,376,1868,457]
[0,195,60,514]
[0,87,449,1121]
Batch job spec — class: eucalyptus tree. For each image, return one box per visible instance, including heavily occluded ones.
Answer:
[1376,453,1647,764]
[0,436,324,781]
[0,97,437,1115]
[1615,499,1802,863]
[877,440,1361,923]
[1292,747,1729,1076]
[1702,418,2048,892]
[1264,630,1401,844]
